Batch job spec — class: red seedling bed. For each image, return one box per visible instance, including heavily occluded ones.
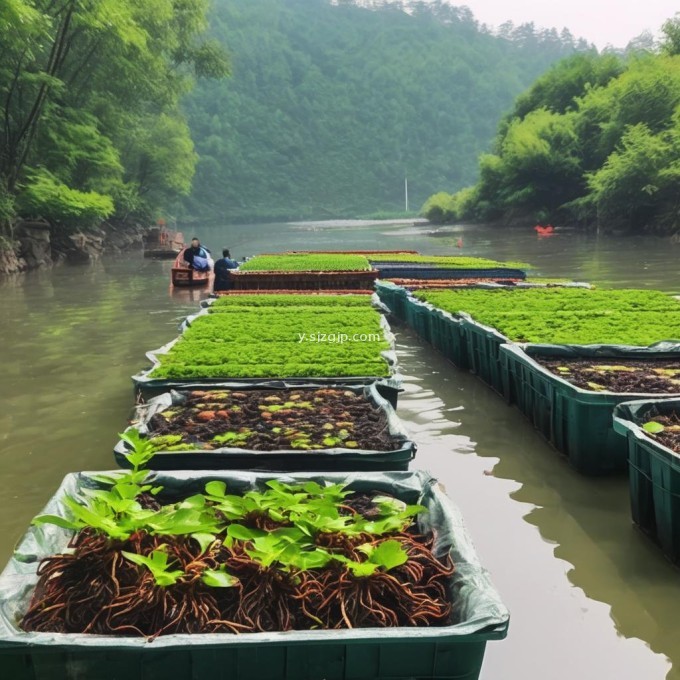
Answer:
[388,278,523,289]
[215,289,374,296]
[228,270,379,291]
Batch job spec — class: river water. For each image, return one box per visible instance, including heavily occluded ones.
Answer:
[0,220,679,679]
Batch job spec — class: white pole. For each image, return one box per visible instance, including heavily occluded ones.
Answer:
[405,177,409,213]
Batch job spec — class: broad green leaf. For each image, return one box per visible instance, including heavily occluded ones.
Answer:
[227,524,266,541]
[32,514,81,530]
[643,421,665,434]
[204,480,227,497]
[201,567,239,588]
[192,533,216,554]
[368,540,409,570]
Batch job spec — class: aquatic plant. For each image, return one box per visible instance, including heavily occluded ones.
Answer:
[368,254,531,268]
[239,254,371,271]
[415,288,680,345]
[149,296,392,379]
[23,446,453,636]
[138,388,400,452]
[210,293,374,308]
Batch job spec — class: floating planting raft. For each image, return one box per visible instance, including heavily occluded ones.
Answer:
[115,385,416,472]
[0,470,509,680]
[229,254,379,291]
[142,296,393,381]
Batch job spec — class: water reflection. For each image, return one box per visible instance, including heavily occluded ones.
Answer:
[394,326,676,680]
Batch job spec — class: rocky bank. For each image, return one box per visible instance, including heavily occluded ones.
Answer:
[0,219,147,274]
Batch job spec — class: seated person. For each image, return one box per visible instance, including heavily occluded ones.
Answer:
[183,237,211,271]
[213,248,240,292]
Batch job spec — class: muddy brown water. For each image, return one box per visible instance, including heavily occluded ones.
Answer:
[0,220,679,678]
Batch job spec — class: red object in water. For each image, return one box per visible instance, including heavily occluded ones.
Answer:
[456,238,463,248]
[534,224,555,236]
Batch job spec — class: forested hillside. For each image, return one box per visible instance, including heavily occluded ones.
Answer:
[183,0,586,222]
[423,18,680,234]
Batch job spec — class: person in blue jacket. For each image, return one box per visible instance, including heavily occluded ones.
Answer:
[183,237,211,271]
[213,248,240,292]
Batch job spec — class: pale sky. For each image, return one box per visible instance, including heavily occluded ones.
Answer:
[457,0,680,49]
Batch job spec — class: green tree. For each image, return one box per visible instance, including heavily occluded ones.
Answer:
[0,0,229,235]
[429,38,680,234]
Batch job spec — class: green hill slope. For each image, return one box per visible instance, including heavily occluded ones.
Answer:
[183,0,586,222]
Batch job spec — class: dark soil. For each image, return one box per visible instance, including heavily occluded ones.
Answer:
[539,358,680,393]
[144,388,400,451]
[343,491,386,519]
[643,411,680,453]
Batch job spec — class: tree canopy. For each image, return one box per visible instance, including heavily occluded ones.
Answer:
[0,0,229,236]
[423,16,680,234]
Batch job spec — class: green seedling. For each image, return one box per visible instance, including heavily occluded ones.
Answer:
[201,565,240,588]
[212,431,251,446]
[338,539,409,577]
[122,547,184,586]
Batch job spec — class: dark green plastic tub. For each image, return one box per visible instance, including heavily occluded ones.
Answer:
[404,297,434,344]
[613,399,680,564]
[500,343,680,475]
[0,470,509,680]
[374,282,410,322]
[116,384,416,472]
[459,314,508,393]
[398,296,470,370]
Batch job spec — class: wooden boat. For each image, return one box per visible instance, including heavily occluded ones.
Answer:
[171,248,214,287]
[143,226,185,259]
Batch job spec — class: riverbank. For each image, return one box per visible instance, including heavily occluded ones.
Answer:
[424,210,680,238]
[0,219,148,275]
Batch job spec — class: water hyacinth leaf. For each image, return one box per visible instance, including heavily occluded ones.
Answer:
[292,548,333,570]
[357,539,409,571]
[643,421,665,434]
[63,497,129,539]
[90,472,126,486]
[336,555,378,577]
[227,524,267,541]
[146,507,221,536]
[245,534,302,567]
[115,483,145,500]
[201,566,239,588]
[122,549,184,587]
[192,532,217,554]
[204,480,227,497]
[32,514,83,531]
[179,494,207,510]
